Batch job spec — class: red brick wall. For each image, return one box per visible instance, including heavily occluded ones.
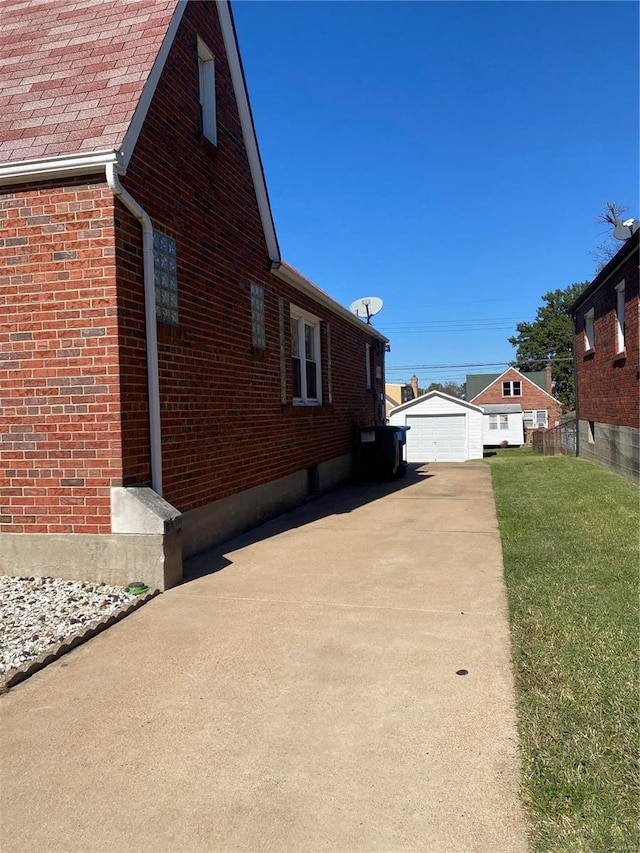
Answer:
[574,247,639,428]
[115,0,383,514]
[471,367,562,427]
[0,1,383,536]
[0,182,121,533]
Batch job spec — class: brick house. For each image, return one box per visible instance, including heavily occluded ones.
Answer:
[0,0,388,589]
[571,229,639,482]
[467,366,563,445]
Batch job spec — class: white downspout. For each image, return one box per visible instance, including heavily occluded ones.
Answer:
[106,163,163,496]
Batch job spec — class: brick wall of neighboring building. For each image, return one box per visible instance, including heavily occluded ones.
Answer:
[573,245,639,429]
[0,181,121,533]
[471,367,562,427]
[115,0,382,514]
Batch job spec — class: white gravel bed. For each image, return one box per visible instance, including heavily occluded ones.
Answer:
[0,576,136,676]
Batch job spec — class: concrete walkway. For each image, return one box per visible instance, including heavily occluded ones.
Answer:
[0,463,529,853]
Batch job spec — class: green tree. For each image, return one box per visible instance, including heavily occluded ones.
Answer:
[508,283,588,410]
[424,381,464,398]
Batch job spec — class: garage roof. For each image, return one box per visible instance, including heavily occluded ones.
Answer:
[389,389,483,416]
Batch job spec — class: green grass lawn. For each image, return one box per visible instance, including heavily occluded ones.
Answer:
[487,449,639,852]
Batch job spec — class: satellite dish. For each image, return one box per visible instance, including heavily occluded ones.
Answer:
[613,219,640,241]
[349,296,384,324]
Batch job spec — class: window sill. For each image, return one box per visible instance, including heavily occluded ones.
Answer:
[583,348,595,360]
[613,350,627,364]
[196,132,219,159]
[292,400,322,407]
[157,322,183,344]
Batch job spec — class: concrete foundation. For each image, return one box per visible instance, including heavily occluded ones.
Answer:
[0,530,182,591]
[182,453,353,560]
[0,455,354,590]
[578,420,639,483]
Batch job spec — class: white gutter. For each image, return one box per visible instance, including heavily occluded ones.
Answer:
[272,263,389,343]
[105,163,163,496]
[0,150,120,186]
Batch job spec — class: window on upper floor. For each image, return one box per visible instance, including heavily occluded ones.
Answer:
[250,283,266,349]
[291,306,322,405]
[523,410,548,429]
[197,38,217,145]
[615,281,626,353]
[153,230,178,325]
[584,308,595,351]
[502,380,521,397]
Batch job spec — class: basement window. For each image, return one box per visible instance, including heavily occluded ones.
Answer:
[198,38,217,145]
[153,231,178,325]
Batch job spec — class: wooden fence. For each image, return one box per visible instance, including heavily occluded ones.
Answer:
[531,419,576,456]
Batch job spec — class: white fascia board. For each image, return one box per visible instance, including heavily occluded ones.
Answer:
[0,149,120,186]
[217,0,280,265]
[273,263,389,343]
[119,0,188,170]
[389,390,483,417]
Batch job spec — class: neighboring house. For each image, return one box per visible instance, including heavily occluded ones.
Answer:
[479,404,524,447]
[571,229,639,482]
[467,366,562,443]
[384,383,413,418]
[388,391,484,462]
[0,0,388,590]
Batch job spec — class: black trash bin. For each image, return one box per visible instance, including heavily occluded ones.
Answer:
[354,425,410,480]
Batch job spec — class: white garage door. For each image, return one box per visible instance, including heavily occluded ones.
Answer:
[405,415,467,462]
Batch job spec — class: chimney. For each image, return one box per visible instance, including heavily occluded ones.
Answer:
[411,375,419,398]
[545,365,552,394]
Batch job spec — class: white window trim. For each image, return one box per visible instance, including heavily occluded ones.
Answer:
[291,305,322,406]
[584,307,595,351]
[502,380,521,397]
[488,414,509,430]
[365,344,371,390]
[524,409,548,429]
[197,37,217,145]
[615,281,625,354]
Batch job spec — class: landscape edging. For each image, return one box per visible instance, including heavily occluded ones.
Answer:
[0,589,160,692]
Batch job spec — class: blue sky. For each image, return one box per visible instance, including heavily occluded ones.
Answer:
[232,0,639,388]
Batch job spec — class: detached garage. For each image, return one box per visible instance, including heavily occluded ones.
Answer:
[388,391,484,463]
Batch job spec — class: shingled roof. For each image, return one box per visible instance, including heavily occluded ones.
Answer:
[0,0,178,163]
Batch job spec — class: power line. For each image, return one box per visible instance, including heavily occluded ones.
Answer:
[385,357,573,373]
[379,316,524,329]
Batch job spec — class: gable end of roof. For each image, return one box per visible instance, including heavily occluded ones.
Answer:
[469,367,560,404]
[389,390,483,416]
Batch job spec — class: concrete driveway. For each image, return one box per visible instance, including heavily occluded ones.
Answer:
[0,463,529,853]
